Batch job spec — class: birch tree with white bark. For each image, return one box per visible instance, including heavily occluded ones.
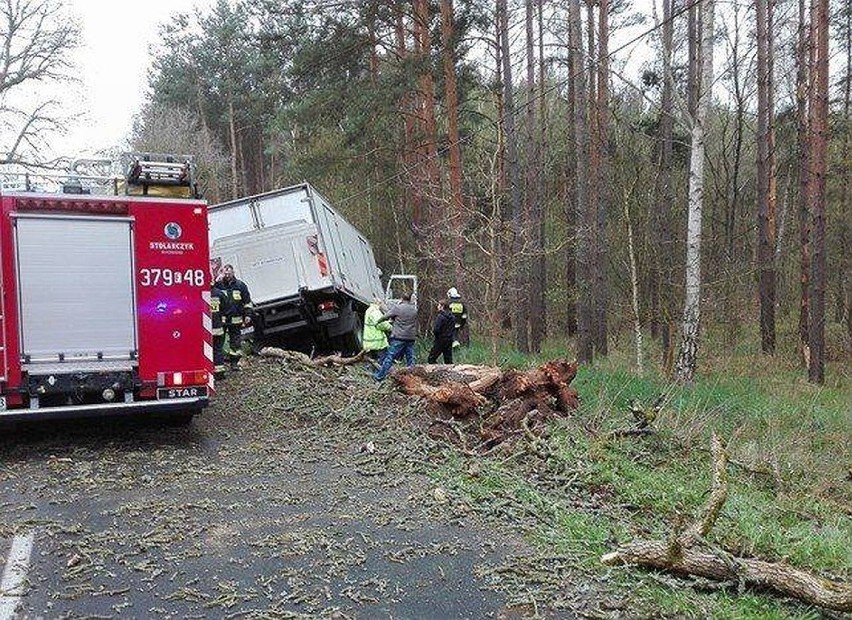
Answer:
[675,0,716,383]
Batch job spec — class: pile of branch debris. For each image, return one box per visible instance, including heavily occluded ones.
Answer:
[259,348,580,453]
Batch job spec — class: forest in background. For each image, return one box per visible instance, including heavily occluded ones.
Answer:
[130,0,849,385]
[3,0,847,383]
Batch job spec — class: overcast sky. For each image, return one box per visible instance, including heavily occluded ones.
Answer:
[59,0,211,158]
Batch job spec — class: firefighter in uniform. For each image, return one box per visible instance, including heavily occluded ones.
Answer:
[446,287,468,347]
[210,279,229,375]
[219,264,252,370]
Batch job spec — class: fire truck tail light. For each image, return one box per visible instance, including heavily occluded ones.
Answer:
[318,300,337,313]
[158,370,209,387]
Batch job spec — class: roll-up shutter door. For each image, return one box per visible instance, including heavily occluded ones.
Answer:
[14,214,137,366]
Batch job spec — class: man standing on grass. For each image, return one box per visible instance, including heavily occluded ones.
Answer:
[427,299,456,364]
[210,277,229,376]
[447,287,469,347]
[372,293,417,381]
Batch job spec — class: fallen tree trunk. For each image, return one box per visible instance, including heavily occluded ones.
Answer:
[602,540,852,612]
[260,347,366,367]
[602,434,852,612]
[394,376,488,418]
[394,360,580,450]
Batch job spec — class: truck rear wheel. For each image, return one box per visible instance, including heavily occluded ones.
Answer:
[337,313,363,356]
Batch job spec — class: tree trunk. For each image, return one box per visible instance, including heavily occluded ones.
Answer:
[228,97,239,200]
[570,0,593,364]
[652,0,676,373]
[675,0,715,383]
[525,0,544,353]
[840,1,851,340]
[796,0,811,355]
[414,0,441,242]
[625,199,643,376]
[687,0,701,118]
[594,0,610,357]
[756,0,777,354]
[603,541,852,612]
[564,6,578,338]
[440,0,466,287]
[395,4,419,241]
[807,0,829,384]
[532,0,548,347]
[498,0,529,354]
[586,4,601,356]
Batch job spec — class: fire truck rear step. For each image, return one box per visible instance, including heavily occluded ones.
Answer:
[22,360,135,375]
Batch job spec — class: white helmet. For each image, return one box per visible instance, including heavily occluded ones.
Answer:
[447,287,460,298]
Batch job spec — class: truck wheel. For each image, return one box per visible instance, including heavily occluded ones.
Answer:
[339,314,363,356]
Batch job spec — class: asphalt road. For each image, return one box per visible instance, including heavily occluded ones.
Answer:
[0,364,534,619]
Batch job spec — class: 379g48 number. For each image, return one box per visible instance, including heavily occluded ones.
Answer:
[139,268,206,287]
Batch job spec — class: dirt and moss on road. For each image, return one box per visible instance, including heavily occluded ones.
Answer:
[0,357,606,619]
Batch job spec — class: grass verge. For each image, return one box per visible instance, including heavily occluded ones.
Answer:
[427,330,850,618]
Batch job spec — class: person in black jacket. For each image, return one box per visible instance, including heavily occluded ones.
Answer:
[427,299,456,364]
[210,278,229,375]
[219,264,252,370]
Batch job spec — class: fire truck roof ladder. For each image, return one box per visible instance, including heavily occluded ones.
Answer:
[125,153,195,196]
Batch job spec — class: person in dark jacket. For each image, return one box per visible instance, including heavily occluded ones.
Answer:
[210,279,229,375]
[427,299,456,364]
[219,264,252,370]
[447,287,469,346]
[372,293,417,381]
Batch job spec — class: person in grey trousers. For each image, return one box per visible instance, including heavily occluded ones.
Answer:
[372,293,418,381]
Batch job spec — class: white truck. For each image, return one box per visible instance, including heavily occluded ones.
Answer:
[208,183,388,353]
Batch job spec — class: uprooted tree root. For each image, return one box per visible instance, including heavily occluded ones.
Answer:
[390,360,580,453]
[601,435,852,612]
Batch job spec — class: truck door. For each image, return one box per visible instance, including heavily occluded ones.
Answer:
[14,213,138,370]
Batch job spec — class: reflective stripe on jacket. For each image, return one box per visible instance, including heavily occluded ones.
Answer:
[210,286,227,336]
[448,299,467,329]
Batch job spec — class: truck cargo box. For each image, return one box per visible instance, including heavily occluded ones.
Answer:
[209,183,384,351]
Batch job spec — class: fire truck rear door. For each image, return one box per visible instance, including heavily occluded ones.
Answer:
[14,213,138,371]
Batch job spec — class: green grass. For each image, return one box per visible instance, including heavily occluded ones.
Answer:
[425,327,850,617]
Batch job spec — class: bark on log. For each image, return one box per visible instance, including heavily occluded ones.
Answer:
[394,374,487,417]
[393,360,579,418]
[602,541,852,612]
[393,360,580,450]
[259,347,366,367]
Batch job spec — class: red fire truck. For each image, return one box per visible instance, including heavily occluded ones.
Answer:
[0,154,213,422]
